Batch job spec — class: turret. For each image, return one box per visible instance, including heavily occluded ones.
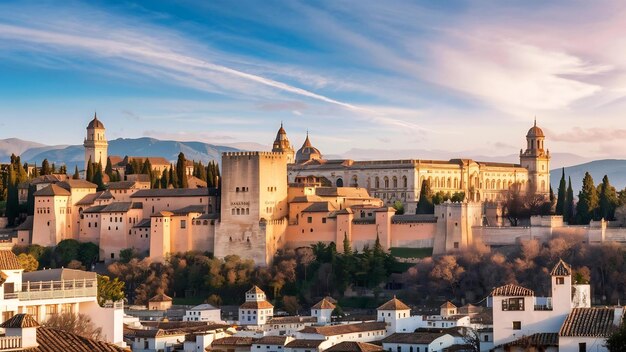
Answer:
[272,122,295,163]
[83,112,108,175]
[520,119,550,195]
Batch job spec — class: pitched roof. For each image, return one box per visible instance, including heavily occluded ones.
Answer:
[247,285,265,294]
[378,297,411,311]
[212,336,255,346]
[15,216,34,231]
[132,328,186,338]
[560,308,619,337]
[34,184,71,197]
[0,250,22,270]
[311,298,336,310]
[254,336,290,345]
[149,293,173,302]
[496,333,558,349]
[382,332,446,345]
[440,301,457,309]
[267,316,317,324]
[100,202,142,213]
[299,322,387,336]
[240,301,274,309]
[491,284,534,297]
[325,342,384,352]
[551,259,572,276]
[27,326,128,351]
[134,218,151,228]
[0,314,39,328]
[106,181,138,190]
[22,268,95,282]
[131,188,217,198]
[302,202,337,213]
[58,179,97,189]
[76,192,103,205]
[171,205,206,215]
[83,205,107,213]
[285,339,325,348]
[189,303,219,311]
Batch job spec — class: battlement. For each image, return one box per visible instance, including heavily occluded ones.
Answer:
[223,151,286,157]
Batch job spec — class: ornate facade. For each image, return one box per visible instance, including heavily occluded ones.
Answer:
[83,113,108,172]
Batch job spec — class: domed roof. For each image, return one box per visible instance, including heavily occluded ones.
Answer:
[296,133,322,163]
[87,113,105,129]
[272,122,293,153]
[527,119,544,137]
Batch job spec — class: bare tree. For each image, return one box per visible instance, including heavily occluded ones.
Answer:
[43,312,102,340]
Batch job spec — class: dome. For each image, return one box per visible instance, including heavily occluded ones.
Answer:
[87,113,105,129]
[526,119,544,138]
[295,133,322,163]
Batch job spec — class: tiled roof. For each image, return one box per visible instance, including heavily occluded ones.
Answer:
[311,298,336,310]
[0,250,22,270]
[378,297,411,311]
[27,326,128,351]
[133,328,185,338]
[247,285,265,294]
[551,259,572,276]
[302,202,337,213]
[325,342,383,352]
[440,301,457,309]
[149,293,173,302]
[131,188,217,198]
[76,192,103,205]
[391,214,437,224]
[240,301,274,309]
[285,339,325,348]
[382,332,445,345]
[22,268,95,282]
[134,218,151,228]
[212,336,255,346]
[254,336,289,345]
[496,333,558,348]
[34,184,71,197]
[560,308,618,337]
[152,211,174,217]
[267,316,317,324]
[58,179,97,189]
[100,202,142,213]
[299,322,386,336]
[15,216,34,231]
[491,284,534,296]
[107,181,138,190]
[171,205,206,215]
[83,205,107,213]
[0,314,39,328]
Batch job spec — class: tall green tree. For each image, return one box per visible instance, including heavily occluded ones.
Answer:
[41,159,51,175]
[565,177,575,224]
[176,153,188,188]
[555,168,566,215]
[86,156,94,182]
[416,179,434,214]
[31,163,39,178]
[598,175,618,221]
[575,172,598,225]
[169,164,178,188]
[343,233,352,255]
[5,165,18,226]
[104,157,114,179]
[73,165,80,180]
[160,168,169,189]
[93,162,105,191]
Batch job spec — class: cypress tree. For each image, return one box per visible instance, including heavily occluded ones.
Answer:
[555,168,566,215]
[6,166,18,226]
[343,233,352,255]
[41,159,51,175]
[73,165,80,180]
[31,163,39,178]
[565,177,575,224]
[416,179,434,214]
[176,153,188,188]
[59,165,67,175]
[93,161,105,191]
[576,172,598,225]
[160,169,169,189]
[169,165,178,188]
[51,163,56,174]
[105,157,113,179]
[598,175,618,220]
[86,157,94,182]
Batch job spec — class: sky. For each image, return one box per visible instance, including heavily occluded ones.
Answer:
[1,0,626,159]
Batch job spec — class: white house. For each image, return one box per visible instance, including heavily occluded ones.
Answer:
[376,296,424,333]
[296,321,387,344]
[284,339,327,352]
[239,286,274,326]
[252,335,294,352]
[382,332,456,352]
[310,297,335,325]
[183,303,221,322]
[559,307,624,352]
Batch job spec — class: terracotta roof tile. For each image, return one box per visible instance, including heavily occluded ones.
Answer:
[496,333,558,349]
[254,336,289,345]
[377,297,410,311]
[440,301,457,309]
[247,285,265,294]
[491,284,534,297]
[149,293,173,302]
[325,342,383,352]
[551,259,572,276]
[311,298,336,310]
[267,316,317,324]
[560,308,618,337]
[212,336,255,346]
[285,339,325,348]
[27,326,128,351]
[0,314,39,328]
[299,322,386,336]
[382,332,445,344]
[0,250,22,270]
[240,301,274,309]
[34,184,71,197]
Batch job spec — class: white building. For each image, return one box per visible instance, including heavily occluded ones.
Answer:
[239,286,274,326]
[382,332,456,352]
[183,303,221,322]
[296,322,387,344]
[310,298,335,325]
[559,307,624,352]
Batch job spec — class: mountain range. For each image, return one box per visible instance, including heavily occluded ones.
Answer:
[1,137,624,191]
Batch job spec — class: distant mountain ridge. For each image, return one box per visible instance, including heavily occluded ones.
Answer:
[0,137,243,170]
[551,159,626,193]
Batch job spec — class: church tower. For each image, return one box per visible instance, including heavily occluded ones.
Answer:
[520,119,550,195]
[83,113,108,173]
[271,123,295,164]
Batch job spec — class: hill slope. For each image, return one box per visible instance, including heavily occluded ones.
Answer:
[551,159,626,193]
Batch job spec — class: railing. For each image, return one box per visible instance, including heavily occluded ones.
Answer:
[0,336,21,350]
[4,279,97,301]
[103,300,125,309]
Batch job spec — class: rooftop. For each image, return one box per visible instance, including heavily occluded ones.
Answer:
[285,339,325,348]
[299,322,387,336]
[311,298,336,310]
[560,307,619,337]
[378,297,411,311]
[491,284,534,297]
[131,188,217,198]
[551,259,572,276]
[0,250,22,271]
[325,342,384,352]
[382,332,446,345]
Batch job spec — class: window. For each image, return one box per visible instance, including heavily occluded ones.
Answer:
[181,220,186,229]
[512,321,521,330]
[454,242,459,249]
[484,335,489,342]
[322,218,326,224]
[578,342,586,352]
[307,217,312,223]
[502,298,525,311]
[556,277,564,285]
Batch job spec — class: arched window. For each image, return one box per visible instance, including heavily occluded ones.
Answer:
[497,179,502,189]
[375,177,380,188]
[392,176,398,188]
[351,175,358,187]
[485,179,490,190]
[402,176,407,188]
[384,177,389,188]
[336,178,344,187]
[454,177,459,188]
[447,177,451,188]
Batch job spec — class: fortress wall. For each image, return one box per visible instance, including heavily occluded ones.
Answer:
[390,222,436,248]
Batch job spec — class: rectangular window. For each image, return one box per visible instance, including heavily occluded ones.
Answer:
[454,242,459,249]
[322,218,326,223]
[578,343,586,352]
[557,277,564,285]
[181,220,186,229]
[502,298,525,311]
[307,217,312,223]
[513,321,521,330]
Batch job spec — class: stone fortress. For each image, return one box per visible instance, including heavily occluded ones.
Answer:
[24,114,625,266]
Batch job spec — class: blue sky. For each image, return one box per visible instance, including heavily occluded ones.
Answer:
[1,0,626,158]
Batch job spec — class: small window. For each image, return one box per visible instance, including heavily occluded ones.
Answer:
[578,342,586,352]
[322,218,326,224]
[513,321,521,330]
[454,242,459,249]
[307,217,312,223]
[557,277,564,285]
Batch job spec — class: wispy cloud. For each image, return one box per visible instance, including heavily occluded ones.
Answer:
[545,127,626,143]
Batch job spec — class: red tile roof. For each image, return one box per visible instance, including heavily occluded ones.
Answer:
[299,322,386,336]
[240,301,274,309]
[560,308,619,337]
[378,297,410,311]
[0,250,22,271]
[311,298,336,310]
[491,284,534,297]
[0,314,39,328]
[551,259,572,276]
[27,327,129,351]
[325,342,383,352]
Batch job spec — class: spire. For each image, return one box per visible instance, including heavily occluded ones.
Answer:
[534,116,537,127]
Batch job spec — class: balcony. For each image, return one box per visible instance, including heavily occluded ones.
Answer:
[4,279,97,301]
[0,336,21,350]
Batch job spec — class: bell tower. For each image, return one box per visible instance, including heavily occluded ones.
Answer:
[83,112,108,173]
[271,122,295,164]
[520,119,550,195]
